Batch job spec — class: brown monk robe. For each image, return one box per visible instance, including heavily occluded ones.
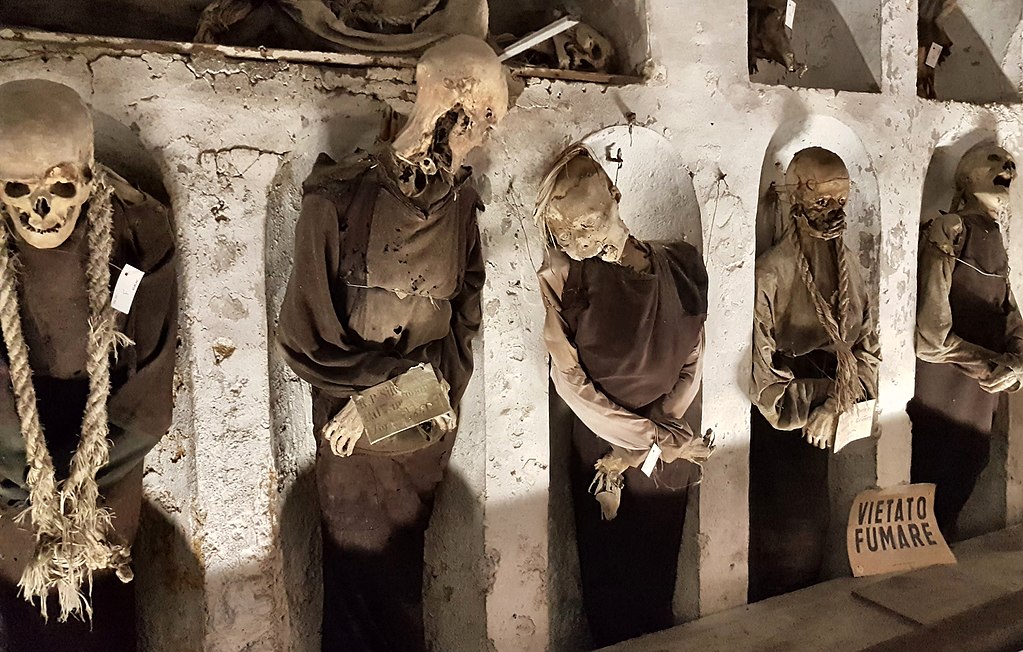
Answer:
[539,241,708,647]
[750,228,880,602]
[276,153,483,651]
[910,212,1023,540]
[0,180,177,652]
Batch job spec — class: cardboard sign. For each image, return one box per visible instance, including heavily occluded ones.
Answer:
[351,364,453,445]
[847,483,956,577]
[785,0,797,29]
[111,264,145,314]
[925,42,943,68]
[834,399,877,453]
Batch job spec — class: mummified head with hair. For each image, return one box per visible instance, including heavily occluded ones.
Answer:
[784,146,850,240]
[535,145,629,263]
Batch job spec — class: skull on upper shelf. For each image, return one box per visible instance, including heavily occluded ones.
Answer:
[0,80,95,250]
[392,35,509,181]
[553,23,615,73]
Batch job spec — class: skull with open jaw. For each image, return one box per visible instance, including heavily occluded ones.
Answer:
[0,80,94,250]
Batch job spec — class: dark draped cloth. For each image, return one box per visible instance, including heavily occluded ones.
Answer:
[749,234,879,602]
[276,156,483,651]
[911,213,1022,540]
[0,183,177,652]
[551,241,707,647]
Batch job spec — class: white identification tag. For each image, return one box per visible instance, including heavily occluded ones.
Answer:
[111,264,145,314]
[785,0,797,29]
[641,443,662,477]
[925,42,942,68]
[834,399,877,453]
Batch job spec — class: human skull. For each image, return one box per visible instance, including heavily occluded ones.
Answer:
[0,80,94,250]
[553,23,615,73]
[784,147,850,239]
[392,35,509,177]
[955,142,1016,202]
[748,1,807,76]
[543,152,629,263]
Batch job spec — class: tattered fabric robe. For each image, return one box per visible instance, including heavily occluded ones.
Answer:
[910,212,1023,540]
[750,231,879,602]
[0,183,177,652]
[538,241,707,647]
[277,155,483,652]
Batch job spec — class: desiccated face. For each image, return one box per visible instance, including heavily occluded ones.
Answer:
[957,143,1016,202]
[785,147,850,239]
[0,80,94,249]
[545,157,629,263]
[392,35,508,178]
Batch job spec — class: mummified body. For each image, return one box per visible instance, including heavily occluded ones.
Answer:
[749,147,880,601]
[276,35,506,651]
[0,80,177,652]
[535,146,711,646]
[910,143,1023,541]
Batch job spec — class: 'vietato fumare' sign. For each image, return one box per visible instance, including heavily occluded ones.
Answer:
[847,483,956,577]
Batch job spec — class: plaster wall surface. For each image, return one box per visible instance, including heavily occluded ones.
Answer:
[0,0,1022,648]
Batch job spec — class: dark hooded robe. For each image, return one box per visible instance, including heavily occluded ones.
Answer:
[909,212,1023,540]
[276,154,483,651]
[538,241,708,647]
[0,174,177,652]
[749,230,879,602]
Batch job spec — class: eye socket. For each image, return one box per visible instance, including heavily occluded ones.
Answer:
[816,197,828,207]
[50,182,77,198]
[3,182,29,198]
[838,197,847,206]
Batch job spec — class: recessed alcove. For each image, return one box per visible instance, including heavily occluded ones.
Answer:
[920,0,1023,104]
[752,114,881,592]
[545,125,703,650]
[748,0,881,94]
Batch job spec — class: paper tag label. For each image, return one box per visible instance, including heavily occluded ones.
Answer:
[641,443,662,477]
[111,264,145,314]
[834,399,877,453]
[785,0,797,29]
[925,42,942,68]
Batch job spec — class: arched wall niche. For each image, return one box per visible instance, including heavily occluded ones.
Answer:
[915,125,1023,541]
[753,113,882,580]
[749,0,881,94]
[263,104,491,652]
[924,0,1023,104]
[545,125,704,651]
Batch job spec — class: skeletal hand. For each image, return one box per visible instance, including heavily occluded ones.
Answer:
[980,363,1021,394]
[805,401,839,449]
[322,402,366,457]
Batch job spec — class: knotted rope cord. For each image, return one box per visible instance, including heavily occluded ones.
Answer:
[790,211,862,414]
[0,170,132,622]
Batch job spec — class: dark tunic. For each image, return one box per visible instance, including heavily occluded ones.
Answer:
[553,242,707,647]
[276,156,483,652]
[749,233,879,602]
[0,183,177,652]
[910,213,1022,539]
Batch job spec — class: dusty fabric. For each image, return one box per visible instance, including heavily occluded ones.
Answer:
[0,184,177,504]
[911,212,1023,539]
[0,463,143,652]
[749,230,878,601]
[276,154,483,650]
[196,0,487,53]
[539,240,707,645]
[538,244,708,463]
